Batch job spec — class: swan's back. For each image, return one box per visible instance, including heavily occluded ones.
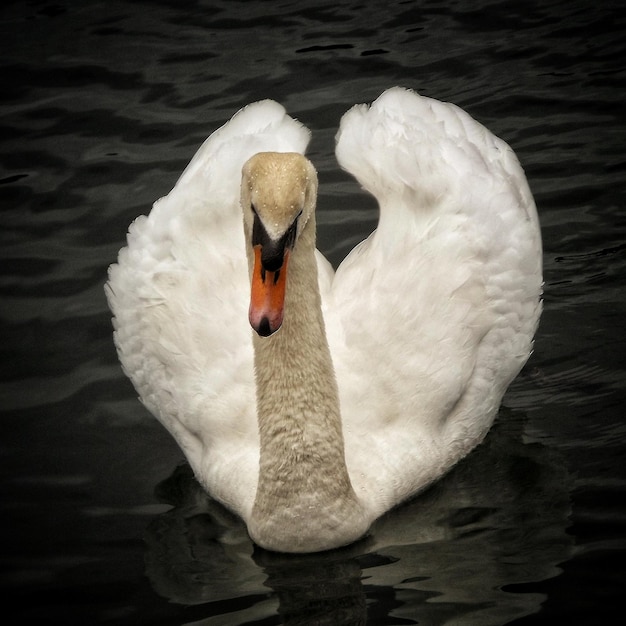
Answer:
[325,88,542,512]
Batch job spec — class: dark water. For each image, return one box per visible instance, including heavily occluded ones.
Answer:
[1,0,625,623]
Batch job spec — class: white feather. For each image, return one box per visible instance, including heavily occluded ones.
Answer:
[106,87,542,547]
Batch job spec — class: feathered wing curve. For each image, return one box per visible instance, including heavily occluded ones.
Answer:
[106,88,543,548]
[324,88,542,514]
[106,100,313,517]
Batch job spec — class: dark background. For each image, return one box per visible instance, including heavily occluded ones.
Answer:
[1,1,624,623]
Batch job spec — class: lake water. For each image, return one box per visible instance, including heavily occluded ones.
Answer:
[1,0,625,624]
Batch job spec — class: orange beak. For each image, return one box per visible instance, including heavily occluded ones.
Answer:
[249,245,290,336]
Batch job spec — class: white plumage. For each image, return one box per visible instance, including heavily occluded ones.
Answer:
[106,88,542,552]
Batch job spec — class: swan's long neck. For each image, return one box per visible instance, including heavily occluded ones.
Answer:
[248,215,368,552]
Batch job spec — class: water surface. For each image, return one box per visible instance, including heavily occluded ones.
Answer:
[1,1,625,624]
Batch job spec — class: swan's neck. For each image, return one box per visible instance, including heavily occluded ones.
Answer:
[248,216,368,552]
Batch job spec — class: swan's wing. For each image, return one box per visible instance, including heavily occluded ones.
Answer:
[105,101,310,513]
[328,88,542,506]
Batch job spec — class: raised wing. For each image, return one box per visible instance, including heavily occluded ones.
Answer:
[106,101,311,504]
[325,88,541,504]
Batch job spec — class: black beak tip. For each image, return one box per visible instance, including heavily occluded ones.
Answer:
[254,316,279,337]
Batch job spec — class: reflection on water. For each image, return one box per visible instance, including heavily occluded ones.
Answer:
[1,0,625,623]
[145,413,573,625]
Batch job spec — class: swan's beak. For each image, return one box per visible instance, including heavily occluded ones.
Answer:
[248,208,299,337]
[249,245,289,337]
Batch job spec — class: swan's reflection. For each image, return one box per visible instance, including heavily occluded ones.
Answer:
[144,409,573,625]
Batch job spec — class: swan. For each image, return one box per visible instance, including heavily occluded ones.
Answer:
[105,87,542,553]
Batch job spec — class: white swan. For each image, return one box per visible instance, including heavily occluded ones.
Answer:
[106,87,542,553]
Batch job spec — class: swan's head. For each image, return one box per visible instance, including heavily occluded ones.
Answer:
[241,152,318,337]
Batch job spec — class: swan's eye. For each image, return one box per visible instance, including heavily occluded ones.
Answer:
[291,208,303,230]
[251,203,258,216]
[284,212,300,249]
